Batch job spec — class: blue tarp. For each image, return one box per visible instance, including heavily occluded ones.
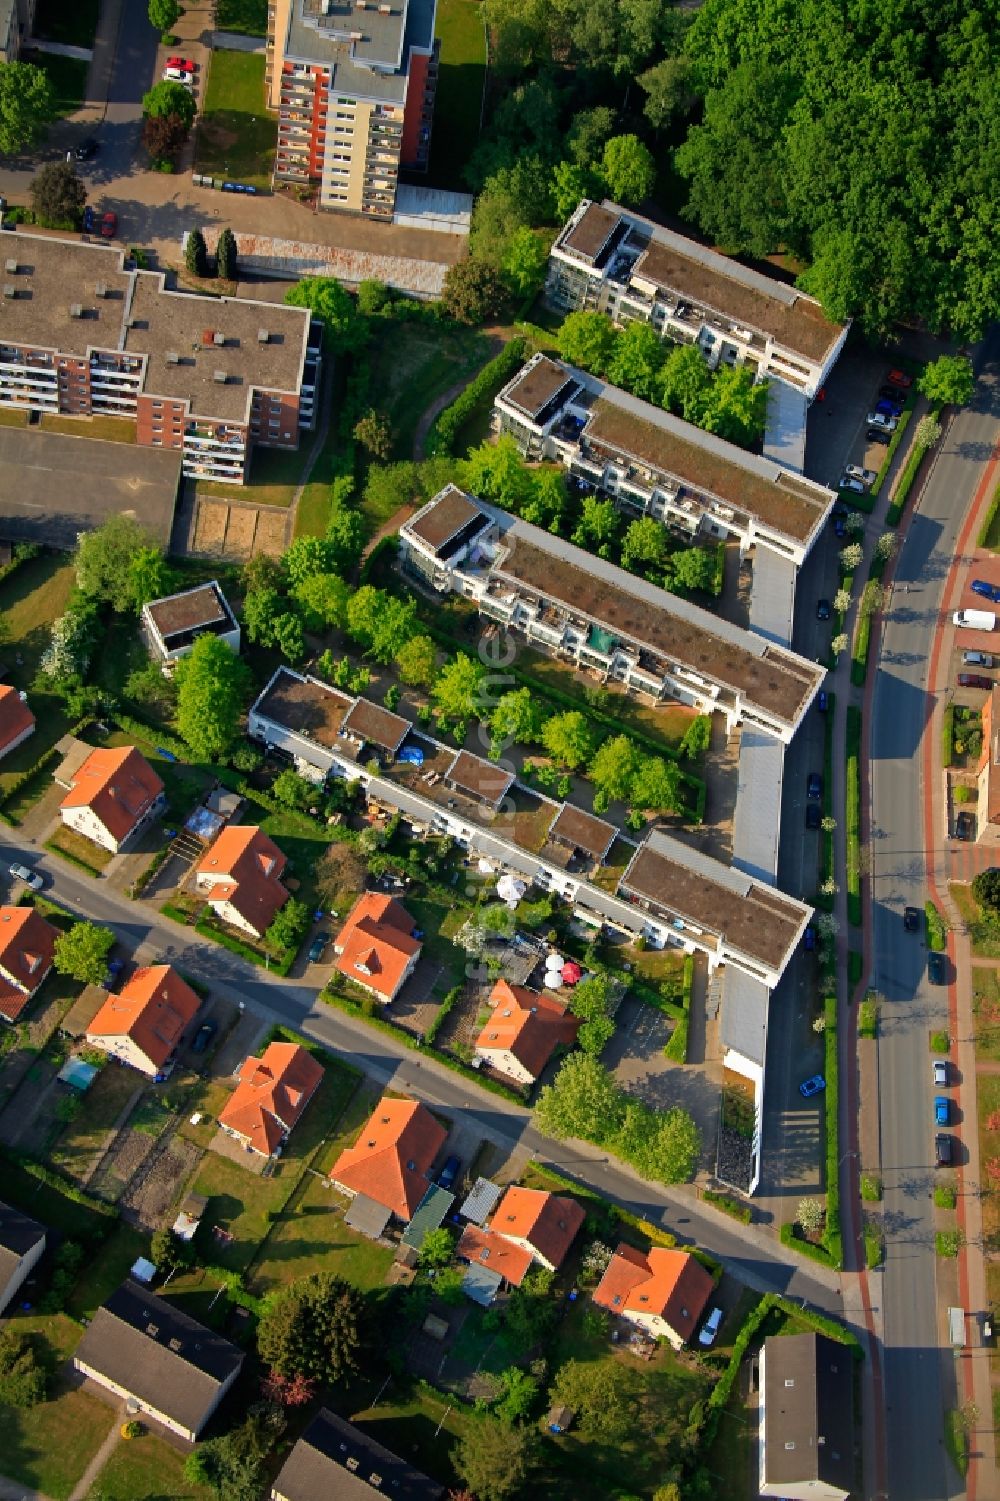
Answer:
[398,745,424,766]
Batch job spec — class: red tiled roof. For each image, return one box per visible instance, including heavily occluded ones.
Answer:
[592,1244,713,1342]
[456,1224,534,1286]
[218,1041,323,1155]
[330,1095,447,1221]
[0,686,34,755]
[333,892,421,1000]
[60,746,164,845]
[87,965,200,1070]
[490,1187,584,1269]
[475,980,580,1080]
[196,825,288,933]
[0,906,57,1022]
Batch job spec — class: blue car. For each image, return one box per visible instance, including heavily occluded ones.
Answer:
[803,925,817,951]
[437,1154,461,1190]
[799,1074,826,1098]
[817,690,829,712]
[935,1096,950,1125]
[82,205,95,233]
[971,579,1000,602]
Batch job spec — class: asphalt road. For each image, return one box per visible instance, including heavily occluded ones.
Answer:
[870,329,1000,1501]
[0,822,845,1318]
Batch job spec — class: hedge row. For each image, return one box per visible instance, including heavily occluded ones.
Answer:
[425,337,528,457]
[701,1188,752,1224]
[847,949,863,986]
[424,985,464,1047]
[262,1022,363,1081]
[925,900,947,952]
[977,485,1000,551]
[846,706,861,927]
[663,954,695,1062]
[7,1152,119,1219]
[129,843,173,899]
[815,690,837,911]
[941,704,954,769]
[885,409,940,527]
[823,994,843,1268]
[195,914,296,977]
[870,406,914,498]
[780,1219,837,1267]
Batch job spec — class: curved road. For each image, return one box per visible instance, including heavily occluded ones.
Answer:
[870,329,1000,1500]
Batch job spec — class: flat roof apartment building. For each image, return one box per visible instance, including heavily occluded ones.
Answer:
[399,487,825,743]
[0,234,321,484]
[547,199,849,400]
[267,0,439,219]
[494,354,837,567]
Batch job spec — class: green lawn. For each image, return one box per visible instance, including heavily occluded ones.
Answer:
[66,1223,151,1322]
[33,0,99,46]
[45,823,113,874]
[1,1315,111,1500]
[194,50,276,189]
[427,0,486,189]
[978,1073,1000,1252]
[86,1428,214,1501]
[253,1085,394,1294]
[0,552,76,800]
[331,1375,482,1492]
[191,1062,359,1271]
[973,967,1000,1063]
[0,1156,110,1239]
[366,318,490,463]
[198,442,306,508]
[39,414,135,443]
[215,0,268,34]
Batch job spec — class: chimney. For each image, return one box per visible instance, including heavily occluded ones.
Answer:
[213,330,225,347]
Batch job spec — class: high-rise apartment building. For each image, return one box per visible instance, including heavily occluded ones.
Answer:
[267,0,439,219]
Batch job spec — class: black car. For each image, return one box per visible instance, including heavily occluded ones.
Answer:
[806,803,822,830]
[307,932,329,963]
[817,598,831,621]
[928,951,947,985]
[807,771,823,799]
[935,1134,953,1167]
[903,906,921,932]
[867,427,892,446]
[191,1020,217,1054]
[878,385,906,406]
[75,137,98,161]
[956,811,975,841]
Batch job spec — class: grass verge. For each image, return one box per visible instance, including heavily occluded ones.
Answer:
[944,1409,969,1479]
[846,706,861,926]
[194,49,275,189]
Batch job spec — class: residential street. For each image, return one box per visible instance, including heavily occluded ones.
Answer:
[0,823,845,1321]
[869,327,1000,1500]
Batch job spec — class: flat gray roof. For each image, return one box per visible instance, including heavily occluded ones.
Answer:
[719,965,770,1067]
[731,729,785,887]
[0,234,132,356]
[0,427,179,548]
[283,0,435,104]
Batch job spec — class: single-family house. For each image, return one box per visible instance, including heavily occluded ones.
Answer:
[0,904,57,1024]
[194,825,288,938]
[0,1200,46,1315]
[329,1095,447,1224]
[473,979,580,1085]
[218,1041,323,1157]
[271,1408,443,1501]
[141,581,240,665]
[487,1187,585,1273]
[58,745,165,853]
[85,964,201,1078]
[758,1332,855,1500]
[72,1279,244,1440]
[332,892,422,1003]
[0,685,34,762]
[592,1243,713,1349]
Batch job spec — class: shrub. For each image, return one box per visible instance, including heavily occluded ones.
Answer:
[936,1229,964,1257]
[941,705,954,768]
[925,901,947,951]
[702,1188,751,1223]
[933,1183,956,1209]
[846,707,861,926]
[863,1221,883,1269]
[425,338,527,456]
[860,1173,881,1202]
[930,1029,950,1054]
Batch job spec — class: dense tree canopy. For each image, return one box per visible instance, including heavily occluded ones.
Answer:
[0,61,55,154]
[175,634,251,760]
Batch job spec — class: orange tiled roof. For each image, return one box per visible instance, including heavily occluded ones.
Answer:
[87,964,201,1069]
[593,1244,713,1342]
[490,1186,584,1269]
[456,1223,534,1286]
[196,825,288,933]
[329,1095,446,1220]
[218,1041,323,1155]
[0,905,57,1022]
[475,979,580,1080]
[0,685,34,754]
[60,746,164,845]
[333,892,421,1000]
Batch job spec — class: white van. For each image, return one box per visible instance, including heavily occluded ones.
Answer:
[954,610,996,631]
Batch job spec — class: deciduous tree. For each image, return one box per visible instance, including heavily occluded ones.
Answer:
[501,227,549,299]
[142,78,196,129]
[452,1415,538,1501]
[534,1053,625,1140]
[30,161,85,227]
[441,260,508,325]
[353,409,394,460]
[53,922,115,986]
[257,1273,363,1384]
[600,134,656,205]
[148,0,180,31]
[918,355,974,409]
[293,571,349,632]
[556,310,616,374]
[541,710,594,769]
[75,515,162,610]
[175,633,251,760]
[395,634,438,688]
[0,61,55,155]
[284,277,368,354]
[589,734,642,805]
[431,653,485,728]
[490,688,544,749]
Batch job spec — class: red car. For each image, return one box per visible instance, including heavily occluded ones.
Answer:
[958,673,991,689]
[166,55,195,72]
[100,211,117,239]
[887,369,913,389]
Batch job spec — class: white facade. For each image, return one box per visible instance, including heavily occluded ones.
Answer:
[141,582,241,665]
[192,881,261,938]
[474,1044,534,1086]
[60,796,163,854]
[0,1229,45,1315]
[71,1359,238,1442]
[83,1030,160,1078]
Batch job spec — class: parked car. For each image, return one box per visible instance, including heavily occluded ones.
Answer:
[867,428,892,446]
[971,579,1000,601]
[867,411,898,431]
[887,369,914,389]
[933,1060,948,1087]
[958,674,991,689]
[163,67,194,84]
[903,906,921,932]
[878,386,906,406]
[437,1155,461,1191]
[935,1134,953,1166]
[963,651,994,667]
[191,1020,217,1054]
[874,399,900,418]
[99,211,117,239]
[844,464,877,485]
[833,508,848,536]
[166,56,195,72]
[928,951,947,984]
[8,862,42,890]
[75,137,98,161]
[817,598,831,621]
[806,803,822,830]
[698,1307,723,1347]
[799,1074,826,1098]
[82,204,95,233]
[840,476,866,495]
[807,771,823,799]
[803,925,817,951]
[935,1096,950,1125]
[956,811,975,841]
[307,932,329,963]
[817,690,829,712]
